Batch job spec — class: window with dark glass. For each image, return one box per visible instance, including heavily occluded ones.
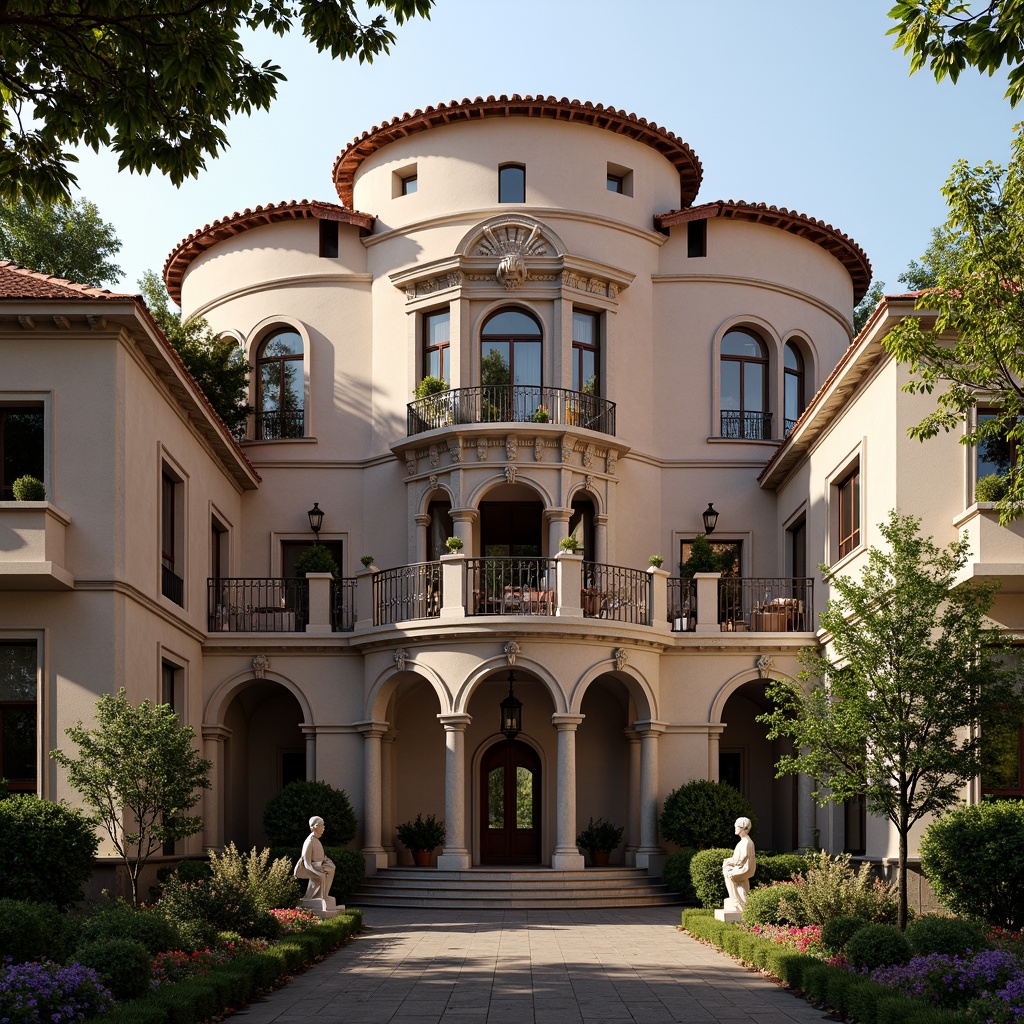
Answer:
[982,653,1024,797]
[480,309,541,420]
[784,342,805,435]
[720,328,769,439]
[498,164,526,203]
[0,641,37,793]
[161,469,184,606]
[0,405,44,500]
[687,219,707,258]
[423,310,450,384]
[401,174,418,195]
[837,467,860,559]
[318,220,338,258]
[572,311,599,396]
[976,410,1019,499]
[607,174,623,193]
[256,330,304,439]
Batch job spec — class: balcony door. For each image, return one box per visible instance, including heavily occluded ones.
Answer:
[480,739,541,864]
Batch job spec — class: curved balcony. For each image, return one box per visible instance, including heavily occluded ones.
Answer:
[407,385,616,437]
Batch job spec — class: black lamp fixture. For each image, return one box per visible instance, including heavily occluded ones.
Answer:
[702,502,720,535]
[307,502,324,539]
[499,672,522,742]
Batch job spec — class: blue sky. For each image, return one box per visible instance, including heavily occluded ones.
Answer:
[70,0,1019,303]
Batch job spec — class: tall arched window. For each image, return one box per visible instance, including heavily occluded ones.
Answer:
[256,329,304,439]
[784,341,806,435]
[480,308,542,421]
[720,328,769,439]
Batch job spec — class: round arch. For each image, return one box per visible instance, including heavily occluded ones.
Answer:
[366,660,453,722]
[568,661,656,721]
[565,481,605,516]
[467,474,554,510]
[454,214,569,258]
[418,480,457,517]
[453,655,568,716]
[245,315,313,366]
[204,667,314,729]
[708,666,801,725]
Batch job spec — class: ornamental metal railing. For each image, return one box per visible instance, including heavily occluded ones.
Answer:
[466,557,557,616]
[331,578,356,632]
[717,577,814,632]
[256,409,304,440]
[407,385,615,436]
[581,561,650,625]
[162,565,184,606]
[667,578,698,632]
[720,410,773,440]
[373,562,443,626]
[207,577,308,632]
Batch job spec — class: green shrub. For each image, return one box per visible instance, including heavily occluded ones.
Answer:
[75,937,153,1000]
[157,872,280,941]
[0,795,98,908]
[293,544,339,578]
[845,923,912,971]
[208,843,300,910]
[0,897,72,963]
[11,475,45,500]
[821,914,867,953]
[826,969,861,1017]
[688,847,733,908]
[802,961,832,1003]
[262,780,357,846]
[778,851,899,926]
[663,848,698,903]
[742,882,802,926]
[920,800,1024,929]
[976,473,1009,502]
[847,979,896,1024]
[79,899,181,955]
[680,907,714,928]
[905,914,989,957]
[756,853,809,884]
[175,859,213,883]
[764,947,818,988]
[659,780,756,849]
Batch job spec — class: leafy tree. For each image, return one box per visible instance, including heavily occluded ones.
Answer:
[854,279,886,336]
[139,271,251,437]
[883,130,1024,523]
[679,534,737,578]
[0,1,434,203]
[51,688,212,905]
[0,198,122,286]
[888,1,1024,107]
[759,510,1024,930]
[897,228,942,291]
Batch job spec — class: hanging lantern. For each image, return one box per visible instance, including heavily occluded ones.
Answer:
[499,672,522,742]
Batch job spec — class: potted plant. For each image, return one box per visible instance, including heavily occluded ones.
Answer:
[11,475,45,501]
[532,405,550,423]
[649,555,665,569]
[576,817,624,867]
[396,813,446,866]
[976,473,1009,503]
[360,554,375,568]
[559,536,580,554]
[445,536,464,553]
[413,375,451,428]
[294,543,339,578]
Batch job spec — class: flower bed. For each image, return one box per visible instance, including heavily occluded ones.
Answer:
[1,957,114,1024]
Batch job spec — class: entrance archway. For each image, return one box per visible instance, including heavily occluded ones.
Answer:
[480,739,542,863]
[479,483,544,557]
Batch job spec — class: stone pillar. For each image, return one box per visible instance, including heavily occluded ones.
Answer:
[708,724,724,781]
[201,725,230,851]
[648,565,670,631]
[555,551,583,616]
[694,572,721,635]
[382,729,398,864]
[440,553,466,620]
[624,727,641,865]
[450,508,478,554]
[798,763,816,851]
[300,724,316,781]
[414,513,431,563]
[354,566,377,631]
[436,713,473,869]
[357,721,389,872]
[545,507,572,556]
[634,720,667,872]
[593,513,608,563]
[551,713,586,870]
[304,572,333,634]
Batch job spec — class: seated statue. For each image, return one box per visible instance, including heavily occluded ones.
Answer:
[293,815,336,902]
[721,816,756,912]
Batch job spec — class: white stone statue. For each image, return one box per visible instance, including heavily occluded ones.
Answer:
[721,816,756,913]
[293,815,341,917]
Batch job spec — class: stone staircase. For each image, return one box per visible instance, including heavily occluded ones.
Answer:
[353,866,682,910]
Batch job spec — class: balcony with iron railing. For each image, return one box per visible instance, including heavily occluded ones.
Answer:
[407,385,615,437]
[720,410,773,440]
[466,557,556,616]
[582,561,650,625]
[256,409,304,440]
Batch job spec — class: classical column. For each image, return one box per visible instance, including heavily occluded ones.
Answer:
[544,507,571,555]
[357,721,389,873]
[201,725,230,852]
[634,720,667,871]
[593,514,608,563]
[450,508,478,554]
[414,513,431,563]
[436,713,473,869]
[551,713,586,870]
[624,727,641,865]
[798,761,816,851]
[382,729,398,863]
[708,724,725,781]
[300,724,316,781]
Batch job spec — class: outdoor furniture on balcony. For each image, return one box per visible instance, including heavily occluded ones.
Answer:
[582,562,650,625]
[407,385,616,436]
[467,557,556,616]
[718,577,813,632]
[667,577,698,632]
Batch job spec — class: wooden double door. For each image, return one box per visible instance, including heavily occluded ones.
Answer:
[480,740,541,864]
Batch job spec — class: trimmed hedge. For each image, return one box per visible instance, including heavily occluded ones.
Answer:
[262,781,357,847]
[689,847,734,908]
[104,911,362,1024]
[659,780,756,849]
[741,882,800,926]
[662,848,698,904]
[0,897,74,963]
[904,914,990,958]
[75,937,153,1001]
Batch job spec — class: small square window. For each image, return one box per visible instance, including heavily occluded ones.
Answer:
[606,163,633,197]
[607,175,623,193]
[401,175,418,195]
[499,164,526,203]
[392,164,418,198]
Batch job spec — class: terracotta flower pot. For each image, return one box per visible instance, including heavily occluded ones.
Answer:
[412,849,432,867]
[591,851,611,867]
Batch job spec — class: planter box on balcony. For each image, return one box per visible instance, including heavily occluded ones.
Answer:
[954,504,1024,593]
[0,501,74,590]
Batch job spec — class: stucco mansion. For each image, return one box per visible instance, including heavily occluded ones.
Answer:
[2,96,1021,892]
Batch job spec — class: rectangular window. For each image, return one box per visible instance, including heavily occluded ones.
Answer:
[161,466,184,606]
[0,405,44,500]
[0,641,37,793]
[572,310,599,395]
[423,310,451,384]
[282,540,344,579]
[843,794,866,855]
[401,174,418,195]
[606,162,633,196]
[211,517,228,581]
[393,164,418,197]
[607,174,623,193]
[318,220,339,259]
[788,518,806,578]
[498,164,526,203]
[837,468,860,559]
[679,538,741,577]
[687,219,707,258]
[976,410,1018,500]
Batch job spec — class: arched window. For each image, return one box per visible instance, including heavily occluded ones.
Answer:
[720,328,769,439]
[784,341,806,436]
[480,309,542,421]
[256,329,304,439]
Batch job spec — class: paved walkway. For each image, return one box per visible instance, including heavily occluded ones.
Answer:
[233,907,830,1024]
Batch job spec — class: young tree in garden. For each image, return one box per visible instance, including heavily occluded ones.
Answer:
[883,129,1024,523]
[139,271,252,437]
[0,198,122,286]
[51,689,212,905]
[0,0,434,203]
[889,1,1024,106]
[759,510,1024,930]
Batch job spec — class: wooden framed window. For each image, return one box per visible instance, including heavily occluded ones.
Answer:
[572,310,599,396]
[256,329,304,439]
[784,341,806,436]
[498,164,526,203]
[423,310,450,384]
[837,467,860,559]
[720,328,769,439]
[0,641,37,794]
[0,405,44,500]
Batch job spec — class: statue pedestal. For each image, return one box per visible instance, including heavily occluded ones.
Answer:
[714,908,743,923]
[300,896,343,919]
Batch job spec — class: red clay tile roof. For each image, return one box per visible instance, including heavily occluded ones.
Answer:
[0,261,135,300]
[163,199,374,304]
[656,201,872,304]
[332,94,704,209]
